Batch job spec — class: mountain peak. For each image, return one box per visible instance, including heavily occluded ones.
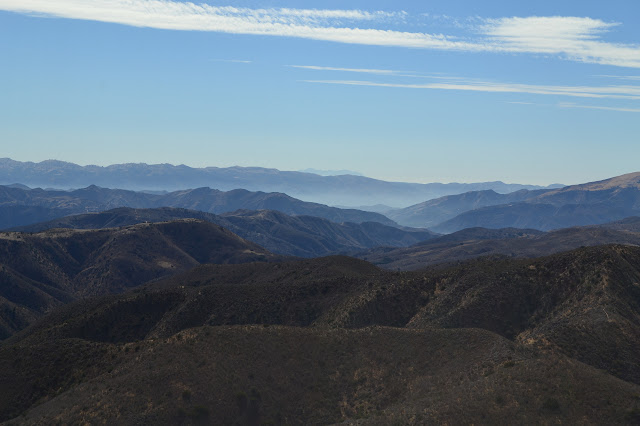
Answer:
[576,171,640,190]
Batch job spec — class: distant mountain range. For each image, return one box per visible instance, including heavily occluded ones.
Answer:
[0,184,396,229]
[5,170,640,235]
[13,207,438,258]
[390,172,640,232]
[0,158,562,207]
[298,168,364,176]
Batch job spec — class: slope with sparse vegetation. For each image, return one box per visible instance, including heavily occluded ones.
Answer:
[2,245,640,424]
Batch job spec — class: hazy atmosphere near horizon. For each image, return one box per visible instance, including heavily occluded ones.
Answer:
[1,0,639,185]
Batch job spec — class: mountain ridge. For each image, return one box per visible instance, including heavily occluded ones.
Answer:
[0,184,397,229]
[0,158,562,207]
[391,171,640,231]
[0,220,283,339]
[11,207,438,258]
[357,218,640,270]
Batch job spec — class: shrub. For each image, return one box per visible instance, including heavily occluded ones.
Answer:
[236,391,248,413]
[189,405,210,420]
[542,397,560,412]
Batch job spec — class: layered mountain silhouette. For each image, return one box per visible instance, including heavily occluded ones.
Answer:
[0,158,561,207]
[0,184,396,229]
[0,220,281,339]
[358,217,640,270]
[2,246,640,424]
[391,171,640,231]
[6,170,639,234]
[4,165,640,424]
[13,207,437,257]
[388,189,550,228]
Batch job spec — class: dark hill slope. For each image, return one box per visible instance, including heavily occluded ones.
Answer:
[4,326,639,425]
[13,256,383,344]
[0,205,80,230]
[220,210,436,255]
[13,245,640,387]
[0,220,279,339]
[418,226,544,244]
[0,184,396,229]
[401,246,640,385]
[358,220,640,270]
[13,207,437,257]
[600,216,640,232]
[3,247,640,423]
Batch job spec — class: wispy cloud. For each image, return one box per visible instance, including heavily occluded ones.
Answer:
[302,79,640,100]
[2,1,403,26]
[595,75,640,81]
[558,102,640,113]
[481,17,640,68]
[0,1,408,30]
[289,65,475,81]
[2,2,640,68]
[289,65,406,75]
[212,59,253,64]
[0,1,476,49]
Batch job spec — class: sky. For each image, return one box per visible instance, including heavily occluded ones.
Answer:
[1,0,639,185]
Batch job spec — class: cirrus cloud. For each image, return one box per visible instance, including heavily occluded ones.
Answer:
[1,1,640,68]
[301,78,640,101]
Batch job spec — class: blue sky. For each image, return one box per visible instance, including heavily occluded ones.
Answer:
[1,0,639,185]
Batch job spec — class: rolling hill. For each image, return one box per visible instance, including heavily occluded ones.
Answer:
[357,218,640,270]
[12,207,438,257]
[2,246,640,423]
[0,220,281,339]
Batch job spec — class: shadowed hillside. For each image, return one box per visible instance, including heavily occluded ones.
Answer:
[3,326,639,425]
[357,219,640,270]
[2,246,640,423]
[432,201,635,233]
[17,245,638,385]
[0,220,280,339]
